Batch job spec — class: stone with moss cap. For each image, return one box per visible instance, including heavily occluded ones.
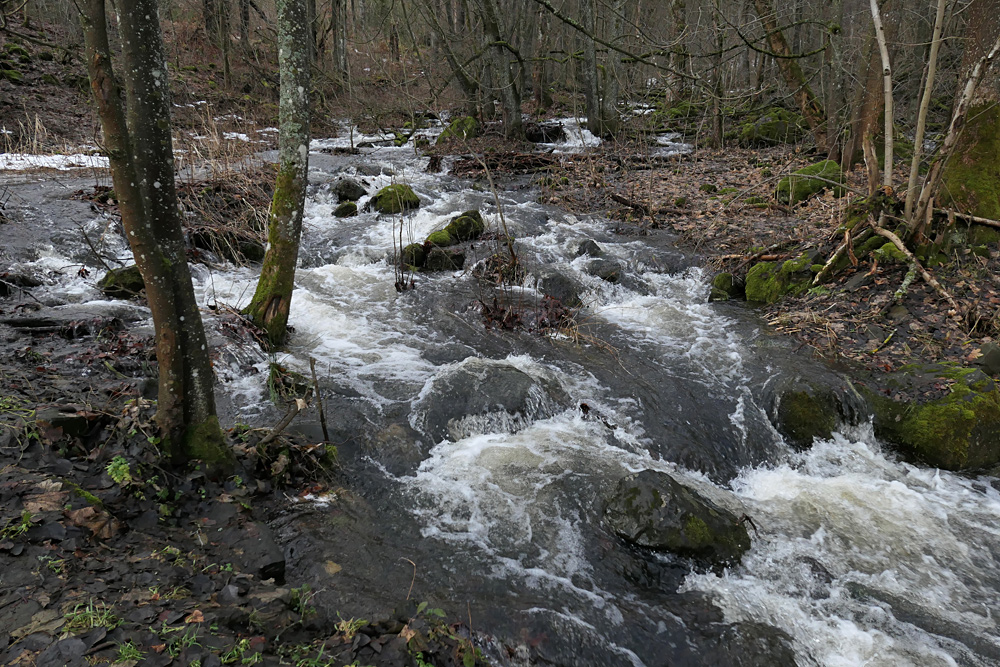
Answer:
[744,252,817,303]
[737,107,807,147]
[855,363,1000,470]
[98,265,145,299]
[603,469,751,566]
[369,184,420,214]
[333,201,357,217]
[436,116,480,144]
[425,230,456,247]
[443,210,486,242]
[709,272,745,302]
[401,243,426,268]
[777,160,846,205]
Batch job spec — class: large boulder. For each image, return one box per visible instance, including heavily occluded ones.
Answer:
[777,160,846,205]
[744,252,818,303]
[855,363,1000,470]
[604,470,751,566]
[424,247,465,271]
[708,272,745,302]
[436,116,480,144]
[763,375,863,449]
[411,357,570,442]
[332,177,367,202]
[369,184,420,214]
[737,107,807,147]
[443,210,486,242]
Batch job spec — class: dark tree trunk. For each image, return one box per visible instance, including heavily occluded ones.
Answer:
[80,0,231,468]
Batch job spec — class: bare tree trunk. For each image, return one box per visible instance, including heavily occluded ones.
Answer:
[670,0,688,99]
[869,0,893,188]
[244,0,312,347]
[753,0,827,148]
[80,0,231,467]
[579,0,600,131]
[904,0,946,218]
[330,0,348,85]
[478,0,523,138]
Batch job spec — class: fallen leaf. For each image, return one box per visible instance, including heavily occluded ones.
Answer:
[64,506,120,540]
[185,609,205,623]
[323,561,342,576]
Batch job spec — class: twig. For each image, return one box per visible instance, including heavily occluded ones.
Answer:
[872,216,962,319]
[940,208,1000,229]
[400,557,417,601]
[258,398,305,446]
[309,357,329,442]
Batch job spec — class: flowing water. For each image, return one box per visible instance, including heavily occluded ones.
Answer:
[4,122,1000,665]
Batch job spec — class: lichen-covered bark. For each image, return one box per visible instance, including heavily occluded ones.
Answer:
[81,0,231,468]
[244,0,311,347]
[940,0,1000,221]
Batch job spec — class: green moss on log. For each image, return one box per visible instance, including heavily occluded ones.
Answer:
[777,160,845,205]
[370,184,420,214]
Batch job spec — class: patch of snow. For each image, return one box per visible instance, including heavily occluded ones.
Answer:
[0,153,109,171]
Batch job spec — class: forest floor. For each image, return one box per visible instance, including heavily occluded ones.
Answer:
[3,16,1000,667]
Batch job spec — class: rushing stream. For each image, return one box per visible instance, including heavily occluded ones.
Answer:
[3,119,1000,665]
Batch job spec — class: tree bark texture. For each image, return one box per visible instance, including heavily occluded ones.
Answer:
[244,0,311,348]
[81,0,231,467]
[753,0,827,149]
[939,0,1000,221]
[478,0,523,139]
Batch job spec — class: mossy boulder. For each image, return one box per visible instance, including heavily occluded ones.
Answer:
[855,364,1000,470]
[401,243,426,268]
[744,252,817,304]
[333,177,366,202]
[709,272,745,302]
[333,201,358,217]
[97,265,145,299]
[370,184,420,214]
[604,470,751,566]
[738,107,807,147]
[762,375,861,450]
[425,230,456,247]
[442,209,486,242]
[777,160,845,205]
[436,116,480,144]
[424,247,466,271]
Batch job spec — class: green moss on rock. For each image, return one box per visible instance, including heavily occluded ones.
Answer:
[370,184,420,214]
[443,210,486,242]
[426,230,455,247]
[401,243,426,268]
[777,160,845,205]
[98,265,145,299]
[333,201,358,217]
[738,107,807,147]
[603,470,751,566]
[709,272,745,302]
[874,242,907,264]
[744,253,815,303]
[856,364,1000,470]
[437,116,480,144]
[424,247,466,271]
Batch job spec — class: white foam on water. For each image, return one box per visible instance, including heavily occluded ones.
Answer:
[683,427,1000,665]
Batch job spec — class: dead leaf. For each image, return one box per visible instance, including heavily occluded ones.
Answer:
[64,506,120,540]
[323,560,342,576]
[24,490,68,513]
[399,623,416,642]
[185,609,205,624]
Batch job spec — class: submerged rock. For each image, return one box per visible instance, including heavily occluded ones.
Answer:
[411,357,570,442]
[856,363,1000,470]
[603,470,751,566]
[97,265,145,299]
[369,184,420,214]
[777,160,846,205]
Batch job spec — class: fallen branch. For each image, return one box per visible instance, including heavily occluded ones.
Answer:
[609,192,686,216]
[940,208,1000,229]
[259,398,306,447]
[309,357,329,442]
[872,217,962,319]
